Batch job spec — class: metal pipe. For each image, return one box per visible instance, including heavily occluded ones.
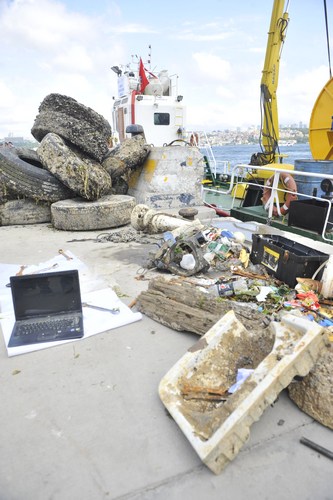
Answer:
[300,437,333,460]
[131,204,203,234]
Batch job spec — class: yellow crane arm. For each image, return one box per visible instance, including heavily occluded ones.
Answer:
[251,0,289,165]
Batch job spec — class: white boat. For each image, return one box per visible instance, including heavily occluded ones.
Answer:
[279,140,297,146]
[111,51,186,147]
[110,51,207,211]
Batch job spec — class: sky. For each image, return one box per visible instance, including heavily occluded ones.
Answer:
[0,0,332,139]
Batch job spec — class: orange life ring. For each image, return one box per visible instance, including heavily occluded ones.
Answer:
[262,172,297,216]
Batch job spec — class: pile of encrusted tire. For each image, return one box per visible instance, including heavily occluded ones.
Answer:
[0,93,151,230]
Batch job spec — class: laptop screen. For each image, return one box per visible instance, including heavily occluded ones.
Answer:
[10,270,82,321]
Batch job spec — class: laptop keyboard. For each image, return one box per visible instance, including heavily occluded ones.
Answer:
[16,317,81,339]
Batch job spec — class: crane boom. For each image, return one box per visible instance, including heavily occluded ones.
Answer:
[251,0,289,165]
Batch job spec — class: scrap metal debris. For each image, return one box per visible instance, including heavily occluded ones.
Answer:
[146,225,253,277]
[147,227,210,276]
[300,437,333,460]
[133,221,333,329]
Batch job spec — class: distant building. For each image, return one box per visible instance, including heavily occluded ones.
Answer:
[4,136,24,144]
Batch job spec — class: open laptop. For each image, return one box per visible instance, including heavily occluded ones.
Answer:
[8,269,84,348]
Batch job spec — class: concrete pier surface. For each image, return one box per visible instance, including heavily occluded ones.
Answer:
[0,223,332,500]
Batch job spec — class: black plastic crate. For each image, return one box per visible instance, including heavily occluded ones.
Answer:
[250,234,328,287]
[288,199,333,234]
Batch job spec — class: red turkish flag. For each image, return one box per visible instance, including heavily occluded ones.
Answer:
[139,58,149,93]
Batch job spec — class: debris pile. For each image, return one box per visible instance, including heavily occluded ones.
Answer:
[139,222,333,327]
[146,225,253,277]
[136,275,271,335]
[159,310,328,474]
[0,93,150,227]
[133,216,333,442]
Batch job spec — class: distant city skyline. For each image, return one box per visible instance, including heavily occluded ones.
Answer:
[1,124,309,148]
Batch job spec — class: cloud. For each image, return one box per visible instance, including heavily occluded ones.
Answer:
[216,86,234,99]
[0,0,124,137]
[249,47,266,54]
[278,65,330,125]
[192,52,231,81]
[187,93,261,130]
[0,80,16,108]
[53,46,94,73]
[107,23,157,34]
[0,0,328,139]
[176,32,232,42]
[0,0,94,52]
[171,17,236,43]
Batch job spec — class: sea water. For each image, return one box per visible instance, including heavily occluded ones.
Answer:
[202,143,314,211]
[210,143,312,171]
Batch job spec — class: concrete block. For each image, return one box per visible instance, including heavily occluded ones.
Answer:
[128,145,204,209]
[159,310,327,474]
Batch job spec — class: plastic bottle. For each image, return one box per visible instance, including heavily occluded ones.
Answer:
[180,253,196,270]
[207,278,248,297]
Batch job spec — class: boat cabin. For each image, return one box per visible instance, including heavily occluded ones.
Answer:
[111,62,186,146]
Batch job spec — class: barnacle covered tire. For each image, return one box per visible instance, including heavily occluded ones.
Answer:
[31,93,111,162]
[0,179,16,203]
[0,147,72,202]
[102,136,150,177]
[0,199,51,226]
[37,133,112,201]
[16,147,44,168]
[51,194,136,231]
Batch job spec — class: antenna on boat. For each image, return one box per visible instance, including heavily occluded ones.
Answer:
[148,45,151,70]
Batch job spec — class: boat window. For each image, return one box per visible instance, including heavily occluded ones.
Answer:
[121,97,128,104]
[154,113,170,126]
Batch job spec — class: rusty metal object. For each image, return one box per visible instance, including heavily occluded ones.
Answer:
[82,303,120,315]
[31,263,59,274]
[16,265,27,276]
[58,249,73,261]
[149,229,210,277]
[178,207,199,221]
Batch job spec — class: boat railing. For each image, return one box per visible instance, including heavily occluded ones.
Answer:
[202,163,333,242]
[189,130,231,180]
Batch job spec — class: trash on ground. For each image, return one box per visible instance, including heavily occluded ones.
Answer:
[159,310,327,474]
[136,275,272,336]
[146,223,251,277]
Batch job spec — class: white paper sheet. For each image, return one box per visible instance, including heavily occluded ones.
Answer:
[0,251,142,357]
